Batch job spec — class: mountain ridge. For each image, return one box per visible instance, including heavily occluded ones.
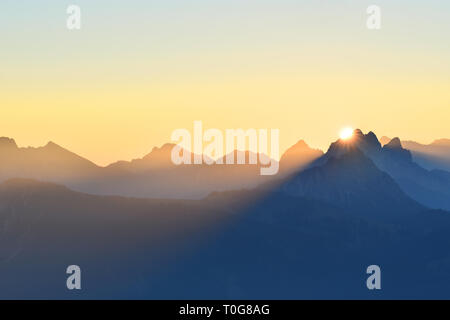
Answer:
[381,136,450,171]
[319,130,450,210]
[0,135,323,199]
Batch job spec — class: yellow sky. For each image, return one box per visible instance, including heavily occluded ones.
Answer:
[2,70,449,166]
[1,1,449,165]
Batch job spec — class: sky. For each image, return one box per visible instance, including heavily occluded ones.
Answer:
[1,0,449,165]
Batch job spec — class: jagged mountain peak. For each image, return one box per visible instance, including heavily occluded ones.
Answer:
[282,145,421,217]
[354,128,364,136]
[41,141,68,152]
[44,141,60,148]
[382,138,412,163]
[290,139,309,149]
[282,139,322,158]
[384,137,403,149]
[365,131,381,146]
[150,143,177,154]
[325,129,382,160]
[353,129,381,149]
[143,143,179,160]
[0,137,18,150]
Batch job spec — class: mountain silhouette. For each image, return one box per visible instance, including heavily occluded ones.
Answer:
[0,137,100,183]
[108,143,214,171]
[281,146,421,219]
[381,136,450,172]
[0,178,235,298]
[0,137,323,199]
[313,130,450,210]
[278,140,323,176]
[2,177,449,299]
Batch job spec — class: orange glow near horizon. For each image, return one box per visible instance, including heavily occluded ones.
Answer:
[1,2,449,166]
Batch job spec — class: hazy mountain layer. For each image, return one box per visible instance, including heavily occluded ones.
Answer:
[381,136,450,172]
[1,179,449,299]
[0,137,322,199]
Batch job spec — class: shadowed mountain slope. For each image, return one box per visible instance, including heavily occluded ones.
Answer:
[1,175,449,299]
[0,178,237,299]
[314,130,450,210]
[281,147,422,219]
[381,136,450,172]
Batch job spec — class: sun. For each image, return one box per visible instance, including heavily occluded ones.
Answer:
[340,127,354,140]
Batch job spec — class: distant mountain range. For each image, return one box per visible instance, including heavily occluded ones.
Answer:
[0,137,322,199]
[1,131,450,209]
[0,178,234,298]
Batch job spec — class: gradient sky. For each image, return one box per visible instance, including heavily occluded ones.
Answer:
[1,0,449,165]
